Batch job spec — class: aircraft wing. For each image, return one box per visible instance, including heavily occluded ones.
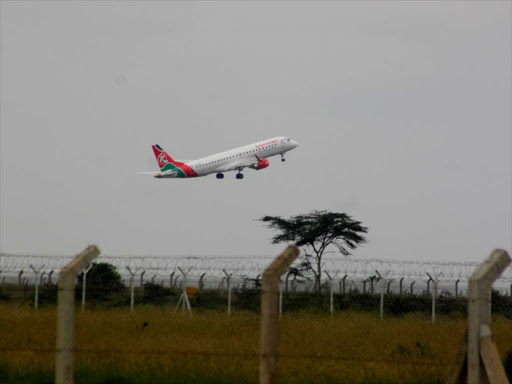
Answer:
[216,157,259,173]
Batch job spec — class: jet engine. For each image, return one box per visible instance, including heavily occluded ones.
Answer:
[254,158,269,170]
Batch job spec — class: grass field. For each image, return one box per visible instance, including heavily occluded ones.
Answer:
[0,303,511,384]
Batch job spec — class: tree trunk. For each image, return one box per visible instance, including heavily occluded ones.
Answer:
[316,261,322,293]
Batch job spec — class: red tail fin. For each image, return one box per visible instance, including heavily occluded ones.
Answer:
[152,145,180,170]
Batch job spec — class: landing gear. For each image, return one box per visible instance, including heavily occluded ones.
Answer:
[281,154,286,162]
[216,173,224,179]
[236,173,244,180]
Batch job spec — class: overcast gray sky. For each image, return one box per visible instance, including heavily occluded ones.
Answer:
[1,1,510,262]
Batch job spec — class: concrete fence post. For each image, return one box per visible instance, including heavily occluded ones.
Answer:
[426,277,432,296]
[376,270,392,320]
[467,249,511,384]
[199,273,206,291]
[170,271,175,288]
[380,279,385,319]
[55,245,100,384]
[341,275,347,294]
[139,271,145,287]
[370,276,376,295]
[479,325,510,384]
[223,270,232,316]
[325,271,334,315]
[126,267,136,313]
[434,280,438,323]
[260,245,300,384]
[30,264,44,310]
[81,264,93,312]
[285,272,292,293]
[427,272,443,324]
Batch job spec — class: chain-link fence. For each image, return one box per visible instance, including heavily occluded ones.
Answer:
[1,252,511,383]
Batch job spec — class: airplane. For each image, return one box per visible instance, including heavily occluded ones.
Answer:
[144,136,298,179]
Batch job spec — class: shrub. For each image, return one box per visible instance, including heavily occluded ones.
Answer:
[491,289,512,319]
[39,283,58,305]
[76,263,124,303]
[235,288,260,311]
[142,282,175,304]
[194,290,227,310]
[0,287,11,302]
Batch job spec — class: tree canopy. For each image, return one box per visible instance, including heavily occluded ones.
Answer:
[260,210,368,291]
[77,262,124,301]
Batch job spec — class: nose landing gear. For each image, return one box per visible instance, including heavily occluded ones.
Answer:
[281,154,286,162]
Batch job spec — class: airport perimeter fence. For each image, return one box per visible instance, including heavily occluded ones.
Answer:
[1,250,512,384]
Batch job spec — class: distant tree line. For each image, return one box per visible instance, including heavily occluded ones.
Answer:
[1,264,511,319]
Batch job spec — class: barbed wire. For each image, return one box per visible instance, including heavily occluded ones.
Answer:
[1,253,511,295]
[2,253,510,280]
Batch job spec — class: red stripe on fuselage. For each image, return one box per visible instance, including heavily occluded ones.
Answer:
[178,163,198,177]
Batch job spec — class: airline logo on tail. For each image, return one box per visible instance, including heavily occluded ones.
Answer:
[152,145,198,178]
[157,153,168,166]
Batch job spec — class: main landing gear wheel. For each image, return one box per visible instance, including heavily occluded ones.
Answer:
[216,173,224,179]
[236,173,244,180]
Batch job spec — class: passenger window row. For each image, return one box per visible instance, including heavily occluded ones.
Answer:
[196,143,277,168]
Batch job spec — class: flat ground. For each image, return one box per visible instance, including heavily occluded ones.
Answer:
[0,303,511,384]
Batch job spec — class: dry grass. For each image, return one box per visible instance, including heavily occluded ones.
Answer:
[0,303,511,383]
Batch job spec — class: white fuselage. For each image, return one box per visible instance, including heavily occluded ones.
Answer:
[186,136,298,176]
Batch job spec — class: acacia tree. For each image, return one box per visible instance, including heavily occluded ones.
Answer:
[260,211,368,292]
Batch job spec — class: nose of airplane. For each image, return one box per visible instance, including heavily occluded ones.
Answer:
[291,140,298,148]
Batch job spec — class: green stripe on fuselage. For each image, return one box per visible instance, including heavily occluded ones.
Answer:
[161,163,187,178]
